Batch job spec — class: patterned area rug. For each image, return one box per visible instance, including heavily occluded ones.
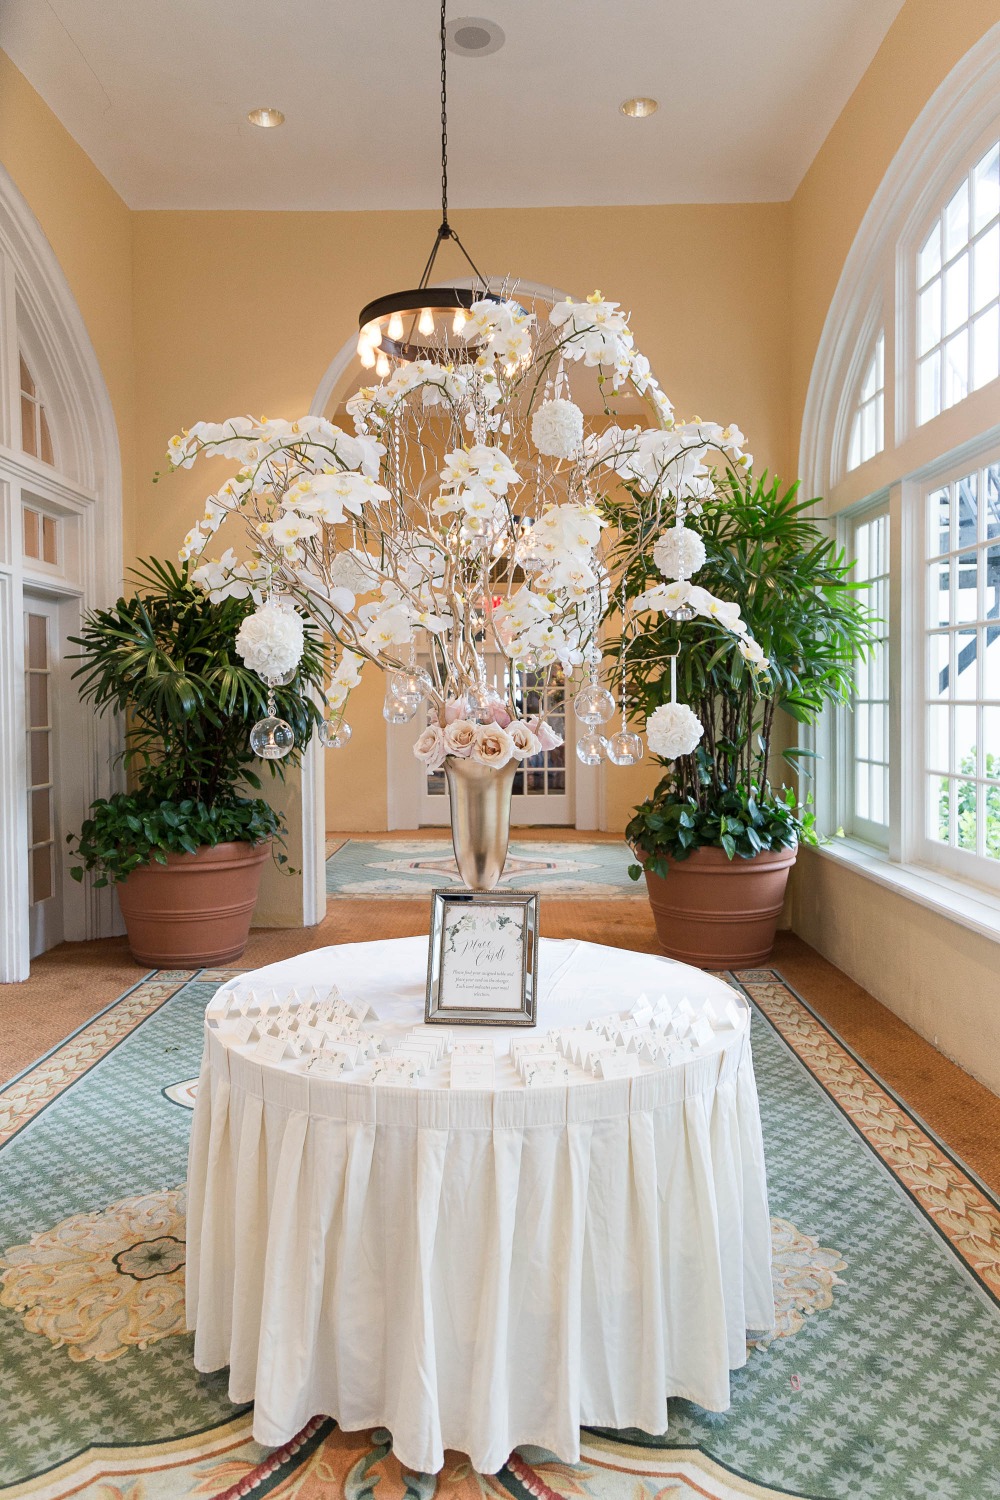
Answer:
[1,965,999,1499]
[325,838,642,898]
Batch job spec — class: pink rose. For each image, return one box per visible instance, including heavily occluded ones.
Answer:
[444,699,464,723]
[413,723,447,772]
[443,718,477,756]
[508,720,541,760]
[490,701,513,728]
[534,719,564,752]
[470,723,515,768]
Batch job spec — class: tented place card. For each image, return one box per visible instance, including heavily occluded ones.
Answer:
[450,1054,496,1089]
[426,889,539,1027]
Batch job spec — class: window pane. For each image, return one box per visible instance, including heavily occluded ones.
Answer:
[861,352,877,401]
[958,472,978,546]
[918,350,941,423]
[918,222,942,285]
[29,729,49,786]
[861,399,876,460]
[944,180,970,260]
[28,671,48,727]
[918,282,941,355]
[944,252,969,335]
[30,844,52,904]
[30,787,52,846]
[984,622,1000,702]
[927,704,949,771]
[973,223,999,311]
[955,702,978,775]
[23,508,40,559]
[943,329,969,408]
[986,465,1000,539]
[928,632,950,702]
[26,612,48,671]
[847,416,861,473]
[876,330,885,389]
[933,776,951,844]
[972,305,1000,390]
[957,780,978,851]
[984,705,1000,776]
[39,408,54,467]
[930,559,951,626]
[19,353,34,398]
[20,394,37,456]
[931,486,950,553]
[41,515,57,564]
[973,143,1000,234]
[956,628,978,698]
[956,550,979,622]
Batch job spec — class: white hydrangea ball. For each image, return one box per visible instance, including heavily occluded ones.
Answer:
[652,524,707,581]
[531,398,584,459]
[235,603,305,680]
[646,701,704,760]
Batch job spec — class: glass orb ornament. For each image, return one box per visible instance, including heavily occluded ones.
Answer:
[389,667,432,701]
[576,730,606,766]
[319,717,352,749]
[383,689,420,724]
[605,729,645,767]
[573,682,616,725]
[249,716,295,760]
[268,665,297,687]
[460,685,496,724]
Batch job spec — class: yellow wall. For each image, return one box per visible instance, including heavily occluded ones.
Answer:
[131,203,793,830]
[0,52,134,520]
[786,0,1000,1092]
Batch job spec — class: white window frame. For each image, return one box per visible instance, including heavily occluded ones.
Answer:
[838,499,891,848]
[802,26,1000,931]
[845,329,886,475]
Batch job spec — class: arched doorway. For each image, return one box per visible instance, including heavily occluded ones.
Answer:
[0,163,123,980]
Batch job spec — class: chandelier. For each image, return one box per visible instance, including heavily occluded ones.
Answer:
[355,0,499,374]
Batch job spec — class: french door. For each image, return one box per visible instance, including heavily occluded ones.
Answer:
[23,594,65,956]
[418,655,574,826]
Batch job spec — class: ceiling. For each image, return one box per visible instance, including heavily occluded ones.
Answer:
[0,0,906,211]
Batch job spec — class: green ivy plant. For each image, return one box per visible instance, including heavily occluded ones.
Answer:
[604,471,875,879]
[67,558,327,886]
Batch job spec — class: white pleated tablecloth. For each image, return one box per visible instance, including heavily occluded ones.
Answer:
[186,936,773,1474]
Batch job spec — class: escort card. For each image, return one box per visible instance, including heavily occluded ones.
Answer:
[450,1055,496,1089]
[521,1055,572,1087]
[231,1017,260,1046]
[370,1057,422,1086]
[307,1052,351,1078]
[690,1015,715,1048]
[452,1040,493,1058]
[255,1031,294,1064]
[593,1052,638,1080]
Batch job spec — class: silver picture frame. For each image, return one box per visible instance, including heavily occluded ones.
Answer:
[425,889,539,1026]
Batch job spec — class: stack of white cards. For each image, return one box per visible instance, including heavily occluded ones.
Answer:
[391,1028,452,1077]
[450,1039,495,1090]
[507,1034,572,1087]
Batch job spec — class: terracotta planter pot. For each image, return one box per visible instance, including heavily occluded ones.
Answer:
[116,840,270,968]
[637,843,797,967]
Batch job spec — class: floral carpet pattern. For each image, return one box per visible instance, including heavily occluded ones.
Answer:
[0,966,998,1499]
[325,839,641,898]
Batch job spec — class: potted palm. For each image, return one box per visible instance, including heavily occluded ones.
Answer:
[619,472,874,966]
[67,559,326,967]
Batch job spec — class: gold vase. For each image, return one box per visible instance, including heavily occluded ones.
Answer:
[444,756,517,891]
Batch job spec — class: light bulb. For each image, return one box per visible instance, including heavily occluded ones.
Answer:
[376,352,391,378]
[418,307,435,337]
[361,321,381,345]
[359,342,377,369]
[387,312,404,341]
[452,308,467,334]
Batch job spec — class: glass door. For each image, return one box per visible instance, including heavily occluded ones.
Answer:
[24,597,64,956]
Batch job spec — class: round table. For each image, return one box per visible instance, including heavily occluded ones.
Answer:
[186,936,773,1474]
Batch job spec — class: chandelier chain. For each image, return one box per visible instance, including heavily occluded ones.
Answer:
[440,0,449,230]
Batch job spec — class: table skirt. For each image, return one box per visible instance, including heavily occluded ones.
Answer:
[186,1027,773,1473]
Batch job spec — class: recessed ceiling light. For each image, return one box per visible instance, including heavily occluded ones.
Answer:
[620,97,659,119]
[248,107,285,128]
[446,16,505,57]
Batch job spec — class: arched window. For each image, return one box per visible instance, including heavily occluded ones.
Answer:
[916,139,1000,424]
[18,352,54,464]
[846,331,885,472]
[801,25,1000,912]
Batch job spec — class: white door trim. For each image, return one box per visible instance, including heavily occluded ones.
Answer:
[0,163,124,979]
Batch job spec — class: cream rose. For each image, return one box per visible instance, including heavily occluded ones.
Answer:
[443,718,477,756]
[470,723,515,768]
[507,720,541,760]
[413,723,447,771]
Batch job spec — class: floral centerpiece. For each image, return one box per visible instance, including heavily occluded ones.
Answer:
[169,289,768,887]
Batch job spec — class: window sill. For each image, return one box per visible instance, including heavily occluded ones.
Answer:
[807,837,1000,944]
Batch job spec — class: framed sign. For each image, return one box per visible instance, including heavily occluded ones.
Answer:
[425,889,539,1026]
